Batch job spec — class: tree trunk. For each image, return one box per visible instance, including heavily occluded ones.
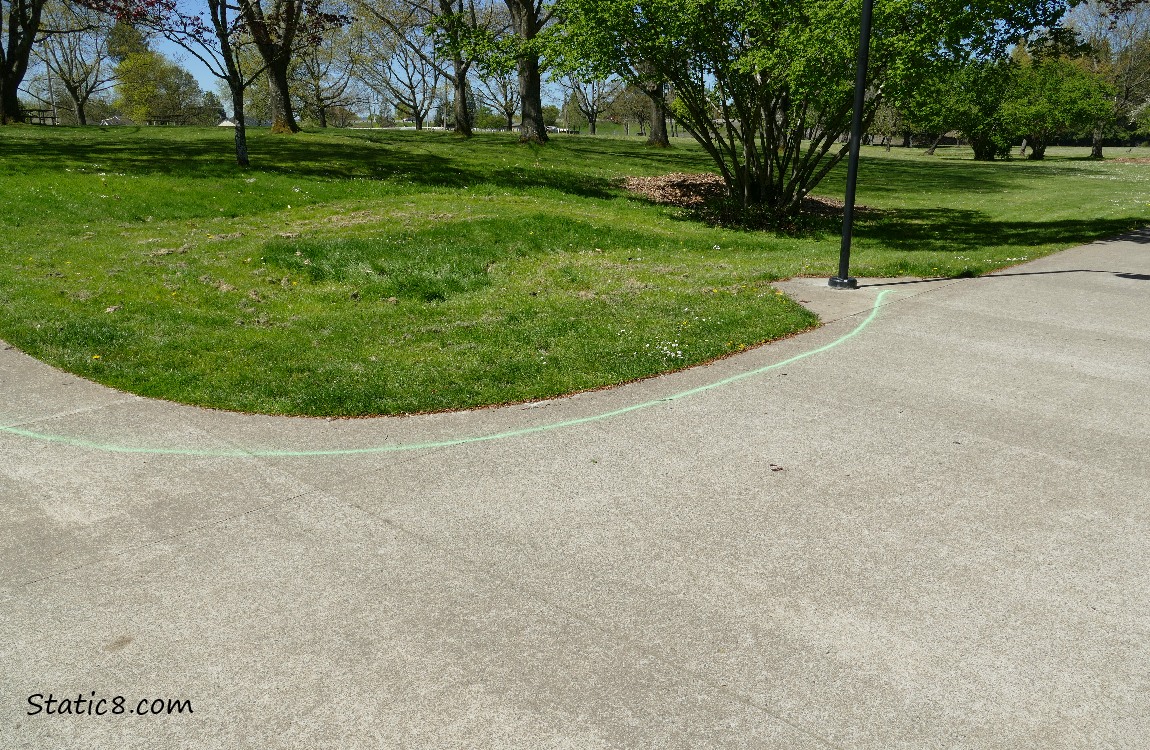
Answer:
[1091,127,1104,159]
[267,63,299,133]
[414,112,424,130]
[452,61,472,137]
[505,0,547,143]
[318,106,327,128]
[231,87,250,167]
[505,111,514,131]
[1027,142,1047,160]
[0,0,42,125]
[1,71,25,124]
[517,54,547,143]
[624,122,629,136]
[925,134,943,156]
[901,131,911,148]
[588,117,596,135]
[646,91,670,147]
[73,94,88,126]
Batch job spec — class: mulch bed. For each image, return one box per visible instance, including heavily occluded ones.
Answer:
[622,173,862,224]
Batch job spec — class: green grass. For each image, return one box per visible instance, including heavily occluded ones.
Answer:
[0,126,1147,416]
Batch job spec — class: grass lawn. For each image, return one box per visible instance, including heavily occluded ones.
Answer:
[1,126,1147,416]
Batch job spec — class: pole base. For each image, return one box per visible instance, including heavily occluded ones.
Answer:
[828,276,859,290]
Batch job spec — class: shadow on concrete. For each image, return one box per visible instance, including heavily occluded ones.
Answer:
[860,268,1148,288]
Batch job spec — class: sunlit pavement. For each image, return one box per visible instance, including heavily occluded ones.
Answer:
[4,232,1148,749]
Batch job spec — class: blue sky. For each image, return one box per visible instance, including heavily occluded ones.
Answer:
[154,38,220,93]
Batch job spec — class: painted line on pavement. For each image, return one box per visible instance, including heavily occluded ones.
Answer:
[0,291,891,457]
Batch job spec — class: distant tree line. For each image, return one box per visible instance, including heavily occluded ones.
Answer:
[867,1,1150,161]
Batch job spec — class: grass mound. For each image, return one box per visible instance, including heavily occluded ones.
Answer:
[0,126,1146,415]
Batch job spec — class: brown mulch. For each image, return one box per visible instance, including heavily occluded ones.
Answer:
[1115,157,1150,165]
[623,173,728,208]
[622,173,860,220]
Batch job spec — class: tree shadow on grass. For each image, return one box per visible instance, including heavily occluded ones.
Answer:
[0,128,621,200]
[819,154,1111,197]
[858,208,1146,255]
[636,185,1146,264]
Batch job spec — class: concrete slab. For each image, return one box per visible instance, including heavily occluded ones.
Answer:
[3,232,1150,748]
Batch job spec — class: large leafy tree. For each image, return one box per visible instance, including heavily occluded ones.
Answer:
[940,58,1019,160]
[559,0,1067,222]
[1005,53,1114,159]
[114,46,204,121]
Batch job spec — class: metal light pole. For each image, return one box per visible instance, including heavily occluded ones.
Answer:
[829,0,875,290]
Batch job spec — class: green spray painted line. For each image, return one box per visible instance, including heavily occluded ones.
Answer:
[0,291,891,458]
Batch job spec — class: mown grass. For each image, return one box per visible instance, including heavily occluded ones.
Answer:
[0,126,1146,415]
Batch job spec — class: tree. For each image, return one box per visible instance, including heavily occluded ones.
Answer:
[107,16,149,59]
[941,59,1018,160]
[1,0,51,122]
[604,82,648,135]
[147,0,268,165]
[238,0,313,132]
[559,0,1068,222]
[639,74,669,146]
[551,15,668,147]
[114,48,204,122]
[33,1,115,125]
[473,63,517,128]
[503,0,552,142]
[869,101,904,150]
[357,20,441,129]
[2,0,146,123]
[353,0,500,137]
[1070,0,1150,157]
[295,19,361,127]
[1004,53,1115,159]
[539,100,556,124]
[558,73,619,134]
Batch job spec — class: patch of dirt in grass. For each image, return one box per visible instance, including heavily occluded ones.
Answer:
[1115,157,1150,165]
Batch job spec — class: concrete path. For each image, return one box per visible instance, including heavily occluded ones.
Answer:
[3,233,1148,749]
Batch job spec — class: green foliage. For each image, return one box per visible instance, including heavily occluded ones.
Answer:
[558,0,1067,220]
[107,21,151,63]
[114,52,205,124]
[472,106,508,130]
[946,60,1018,160]
[1004,55,1114,158]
